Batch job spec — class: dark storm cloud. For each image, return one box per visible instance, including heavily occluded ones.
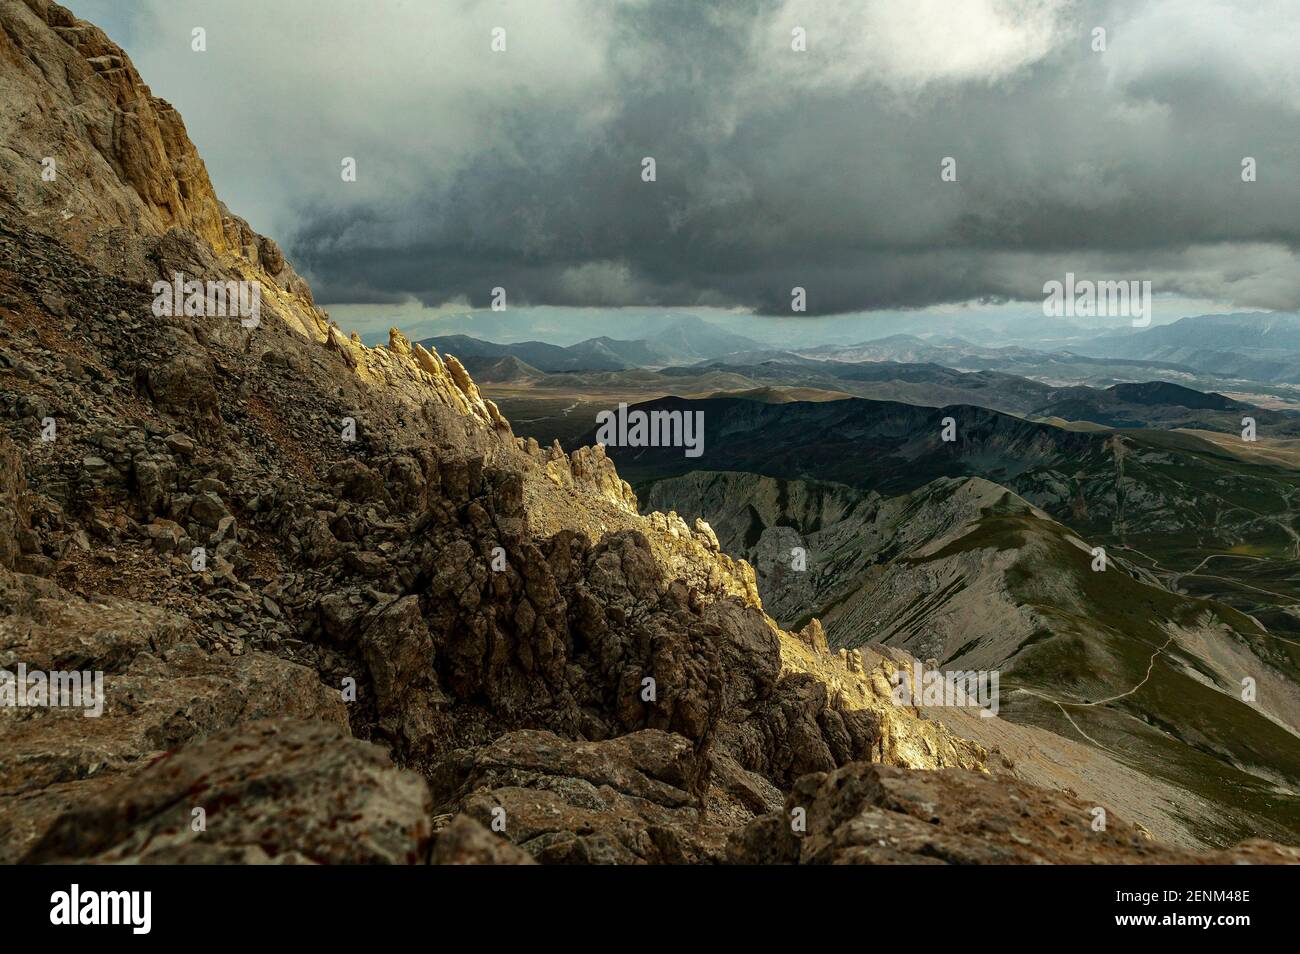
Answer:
[75,0,1300,314]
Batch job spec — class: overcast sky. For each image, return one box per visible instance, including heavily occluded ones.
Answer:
[68,0,1300,322]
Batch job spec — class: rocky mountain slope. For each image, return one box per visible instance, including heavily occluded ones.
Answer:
[606,390,1300,656]
[1,0,1296,864]
[645,471,1300,846]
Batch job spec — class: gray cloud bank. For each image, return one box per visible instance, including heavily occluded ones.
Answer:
[70,0,1300,314]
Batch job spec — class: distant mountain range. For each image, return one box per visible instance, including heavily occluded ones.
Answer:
[788,335,1247,390]
[420,315,760,373]
[670,357,1293,434]
[397,311,1300,391]
[1071,313,1300,384]
[475,339,1298,442]
[424,311,1300,408]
